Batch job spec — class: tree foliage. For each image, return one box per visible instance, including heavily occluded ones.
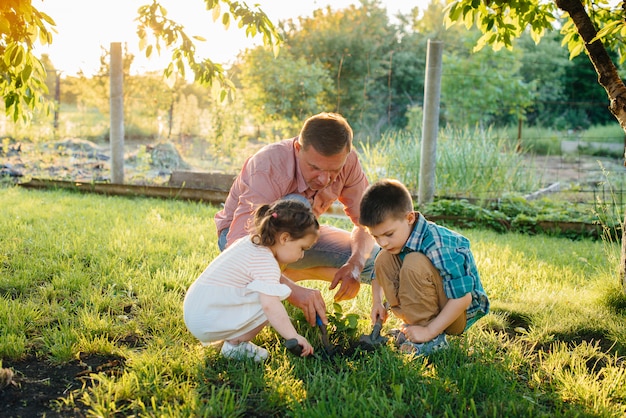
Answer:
[0,0,55,123]
[284,0,397,134]
[235,0,428,137]
[441,40,535,127]
[1,0,281,122]
[234,48,332,137]
[234,0,616,136]
[445,0,626,131]
[135,0,281,101]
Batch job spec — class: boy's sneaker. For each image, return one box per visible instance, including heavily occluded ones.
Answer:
[399,333,449,356]
[221,341,269,362]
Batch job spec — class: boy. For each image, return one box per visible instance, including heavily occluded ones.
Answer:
[359,179,489,355]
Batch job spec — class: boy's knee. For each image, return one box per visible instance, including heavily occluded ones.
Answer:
[401,252,437,278]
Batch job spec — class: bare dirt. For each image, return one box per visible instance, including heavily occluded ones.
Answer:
[530,154,624,187]
[0,138,192,186]
[0,354,125,417]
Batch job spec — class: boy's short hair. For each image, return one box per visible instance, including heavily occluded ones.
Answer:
[359,179,414,227]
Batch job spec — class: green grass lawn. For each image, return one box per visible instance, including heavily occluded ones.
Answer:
[1,187,625,417]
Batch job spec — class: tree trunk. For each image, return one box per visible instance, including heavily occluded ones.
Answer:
[555,0,626,291]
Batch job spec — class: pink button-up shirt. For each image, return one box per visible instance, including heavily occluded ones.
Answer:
[214,137,369,247]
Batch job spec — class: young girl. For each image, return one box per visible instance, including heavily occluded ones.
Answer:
[183,199,317,361]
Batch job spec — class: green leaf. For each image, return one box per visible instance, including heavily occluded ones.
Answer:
[20,64,32,82]
[5,93,16,109]
[463,7,475,29]
[138,32,146,51]
[212,3,221,22]
[332,302,343,314]
[530,28,542,44]
[569,41,585,60]
[447,2,462,21]
[486,16,494,31]
[346,314,359,329]
[590,20,621,43]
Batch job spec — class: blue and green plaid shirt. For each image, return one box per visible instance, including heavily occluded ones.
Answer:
[398,212,490,330]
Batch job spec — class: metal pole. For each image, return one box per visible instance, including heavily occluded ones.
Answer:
[110,42,124,184]
[54,71,61,138]
[418,39,443,206]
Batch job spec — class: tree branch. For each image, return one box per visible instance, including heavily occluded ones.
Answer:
[555,0,626,128]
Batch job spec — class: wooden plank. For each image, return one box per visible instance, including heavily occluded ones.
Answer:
[16,178,606,237]
[168,170,236,191]
[18,178,229,205]
[18,178,348,217]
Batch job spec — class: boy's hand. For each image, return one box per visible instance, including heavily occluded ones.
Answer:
[402,324,437,343]
[370,302,388,325]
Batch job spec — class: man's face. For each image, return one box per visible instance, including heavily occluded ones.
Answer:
[365,212,415,255]
[295,141,349,191]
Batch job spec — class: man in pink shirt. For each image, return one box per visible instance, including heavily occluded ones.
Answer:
[215,112,379,326]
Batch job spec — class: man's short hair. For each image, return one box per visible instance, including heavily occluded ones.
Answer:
[359,179,414,227]
[299,112,353,156]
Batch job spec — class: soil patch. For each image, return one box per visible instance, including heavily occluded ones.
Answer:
[530,154,624,186]
[0,138,192,186]
[0,354,125,418]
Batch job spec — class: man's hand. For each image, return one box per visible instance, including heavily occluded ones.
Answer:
[287,284,328,326]
[329,263,361,301]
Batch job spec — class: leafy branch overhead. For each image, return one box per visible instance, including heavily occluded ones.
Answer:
[445,0,558,52]
[1,0,282,122]
[445,0,626,132]
[135,0,282,101]
[0,1,56,123]
[445,0,626,60]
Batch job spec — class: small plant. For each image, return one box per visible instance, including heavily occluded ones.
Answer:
[424,199,510,233]
[421,195,615,240]
[326,302,360,349]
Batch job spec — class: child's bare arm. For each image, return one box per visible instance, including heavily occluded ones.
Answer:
[370,279,388,324]
[259,293,313,356]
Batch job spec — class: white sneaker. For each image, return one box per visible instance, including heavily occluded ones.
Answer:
[221,341,269,362]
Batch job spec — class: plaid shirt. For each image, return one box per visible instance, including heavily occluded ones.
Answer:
[399,212,490,329]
